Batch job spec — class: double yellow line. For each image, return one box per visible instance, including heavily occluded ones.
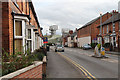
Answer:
[57,52,97,80]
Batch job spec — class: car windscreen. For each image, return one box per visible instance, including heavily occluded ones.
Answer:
[57,45,62,47]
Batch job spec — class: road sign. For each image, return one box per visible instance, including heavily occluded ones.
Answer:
[43,37,48,43]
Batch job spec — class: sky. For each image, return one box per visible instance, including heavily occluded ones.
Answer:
[32,0,119,35]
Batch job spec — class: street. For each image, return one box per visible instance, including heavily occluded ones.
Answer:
[47,46,118,79]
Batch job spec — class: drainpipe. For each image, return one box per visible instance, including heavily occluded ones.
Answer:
[11,12,15,55]
[29,2,31,25]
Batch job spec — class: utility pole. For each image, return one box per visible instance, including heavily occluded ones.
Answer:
[100,12,102,47]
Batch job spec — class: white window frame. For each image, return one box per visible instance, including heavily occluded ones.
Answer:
[14,15,29,54]
[14,20,25,53]
[113,23,115,33]
[107,25,109,33]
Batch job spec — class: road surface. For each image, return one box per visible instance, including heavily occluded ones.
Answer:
[47,46,118,79]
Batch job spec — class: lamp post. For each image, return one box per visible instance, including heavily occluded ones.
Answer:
[100,12,102,47]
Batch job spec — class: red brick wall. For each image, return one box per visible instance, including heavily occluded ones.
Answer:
[77,25,91,38]
[77,12,112,43]
[2,2,9,53]
[102,21,119,45]
[10,64,42,79]
[2,0,43,54]
[91,12,112,43]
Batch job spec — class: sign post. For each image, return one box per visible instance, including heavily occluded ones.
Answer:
[43,37,48,48]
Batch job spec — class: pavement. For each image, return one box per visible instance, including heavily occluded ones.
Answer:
[46,49,84,78]
[47,46,118,79]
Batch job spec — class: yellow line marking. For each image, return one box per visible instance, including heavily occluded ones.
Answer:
[57,52,97,80]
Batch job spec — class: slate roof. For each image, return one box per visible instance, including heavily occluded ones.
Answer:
[97,13,120,28]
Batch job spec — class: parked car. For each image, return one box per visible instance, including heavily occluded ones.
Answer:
[55,44,64,52]
[83,44,92,50]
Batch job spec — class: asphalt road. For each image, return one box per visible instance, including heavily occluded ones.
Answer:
[46,49,84,78]
[47,46,118,79]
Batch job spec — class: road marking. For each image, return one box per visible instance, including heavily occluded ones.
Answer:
[57,52,97,80]
[101,58,118,63]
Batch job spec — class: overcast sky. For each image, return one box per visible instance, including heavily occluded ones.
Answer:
[32,0,119,35]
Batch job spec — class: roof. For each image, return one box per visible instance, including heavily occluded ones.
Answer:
[78,17,99,30]
[78,12,110,30]
[29,1,43,37]
[97,13,120,28]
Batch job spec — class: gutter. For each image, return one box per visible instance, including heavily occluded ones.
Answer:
[11,12,15,55]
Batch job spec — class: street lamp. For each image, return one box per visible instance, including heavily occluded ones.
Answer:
[100,12,103,47]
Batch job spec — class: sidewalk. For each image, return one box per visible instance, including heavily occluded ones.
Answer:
[105,51,119,55]
[66,47,120,55]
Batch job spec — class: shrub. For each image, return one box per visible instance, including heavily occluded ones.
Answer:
[2,48,46,76]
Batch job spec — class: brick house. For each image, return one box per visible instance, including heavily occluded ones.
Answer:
[97,12,120,51]
[1,0,43,54]
[77,12,112,47]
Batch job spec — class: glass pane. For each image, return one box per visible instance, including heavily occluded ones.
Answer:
[28,29,31,39]
[15,39,23,52]
[27,40,32,51]
[15,21,22,36]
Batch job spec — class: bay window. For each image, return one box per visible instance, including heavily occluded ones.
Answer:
[15,20,23,52]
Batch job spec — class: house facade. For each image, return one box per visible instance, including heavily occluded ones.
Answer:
[1,0,43,54]
[97,12,120,51]
[77,12,112,47]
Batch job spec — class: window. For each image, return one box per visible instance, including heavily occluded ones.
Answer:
[27,40,32,51]
[28,29,31,39]
[107,25,109,33]
[113,23,115,32]
[15,20,23,52]
[15,39,23,52]
[27,29,32,51]
[15,21,22,36]
[103,27,104,34]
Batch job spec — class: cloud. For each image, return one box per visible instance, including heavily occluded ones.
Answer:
[32,0,118,35]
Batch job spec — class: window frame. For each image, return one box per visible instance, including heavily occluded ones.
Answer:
[112,23,115,33]
[107,25,109,34]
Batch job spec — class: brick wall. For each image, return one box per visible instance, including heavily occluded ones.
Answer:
[1,61,46,79]
[91,12,112,43]
[2,0,43,54]
[77,12,112,44]
[2,2,9,53]
[11,65,42,79]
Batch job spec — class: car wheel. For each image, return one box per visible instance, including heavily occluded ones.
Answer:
[62,50,64,52]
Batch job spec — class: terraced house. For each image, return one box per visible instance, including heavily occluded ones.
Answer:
[77,12,112,47]
[97,12,120,51]
[1,0,43,54]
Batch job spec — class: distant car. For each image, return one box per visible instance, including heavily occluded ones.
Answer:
[83,44,92,50]
[55,45,64,52]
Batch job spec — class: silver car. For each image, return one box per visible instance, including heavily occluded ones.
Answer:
[55,45,64,52]
[83,44,92,50]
